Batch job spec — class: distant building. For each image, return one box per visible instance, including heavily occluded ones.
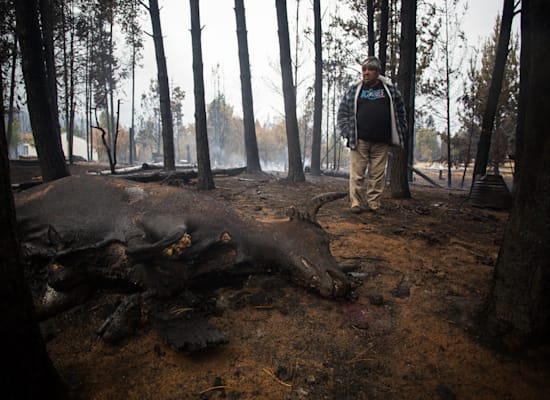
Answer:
[16,139,37,159]
[14,133,98,161]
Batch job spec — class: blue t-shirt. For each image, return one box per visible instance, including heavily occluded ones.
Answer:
[356,81,391,143]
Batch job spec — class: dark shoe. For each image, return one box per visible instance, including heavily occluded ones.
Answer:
[350,205,362,214]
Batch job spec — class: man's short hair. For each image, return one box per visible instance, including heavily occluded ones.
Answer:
[362,56,381,71]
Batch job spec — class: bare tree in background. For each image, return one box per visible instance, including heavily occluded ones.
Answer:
[275,0,305,182]
[6,34,18,151]
[234,0,261,173]
[425,0,466,188]
[147,0,175,170]
[190,0,214,189]
[126,0,144,165]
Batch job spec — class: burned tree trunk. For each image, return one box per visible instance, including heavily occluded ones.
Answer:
[234,0,262,173]
[0,85,66,399]
[366,0,375,56]
[482,0,550,349]
[275,0,305,182]
[472,0,517,182]
[310,0,323,176]
[148,0,176,171]
[390,0,415,199]
[189,0,214,190]
[15,0,69,182]
[38,0,59,133]
[378,0,389,74]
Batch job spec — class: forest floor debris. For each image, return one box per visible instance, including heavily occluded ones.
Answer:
[10,161,550,400]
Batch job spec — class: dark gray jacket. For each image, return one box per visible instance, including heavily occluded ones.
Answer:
[337,76,407,150]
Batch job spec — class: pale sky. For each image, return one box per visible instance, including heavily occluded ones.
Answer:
[119,0,513,128]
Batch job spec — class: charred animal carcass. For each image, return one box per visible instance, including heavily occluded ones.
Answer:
[16,176,349,347]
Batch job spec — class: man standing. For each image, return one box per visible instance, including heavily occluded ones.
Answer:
[337,56,407,213]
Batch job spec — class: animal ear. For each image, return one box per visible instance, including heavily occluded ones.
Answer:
[285,206,299,219]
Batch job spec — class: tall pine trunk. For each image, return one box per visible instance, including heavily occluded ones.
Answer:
[0,65,67,399]
[130,39,137,164]
[107,16,115,159]
[379,0,389,74]
[310,0,322,176]
[68,23,76,164]
[444,0,452,187]
[390,0,416,199]
[149,0,175,170]
[190,0,214,189]
[16,0,69,182]
[61,1,73,163]
[39,0,60,134]
[472,0,516,181]
[234,0,261,173]
[483,0,550,349]
[85,15,92,161]
[275,0,304,182]
[67,1,76,165]
[366,0,375,56]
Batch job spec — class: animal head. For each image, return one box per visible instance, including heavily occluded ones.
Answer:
[264,191,349,297]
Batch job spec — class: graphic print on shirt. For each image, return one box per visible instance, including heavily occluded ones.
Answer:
[359,88,385,101]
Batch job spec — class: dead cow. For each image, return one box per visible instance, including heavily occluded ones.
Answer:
[16,176,349,346]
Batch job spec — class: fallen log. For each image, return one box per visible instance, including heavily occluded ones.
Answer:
[11,166,248,190]
[109,166,247,183]
[409,165,442,188]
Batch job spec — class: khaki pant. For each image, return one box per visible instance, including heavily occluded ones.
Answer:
[349,140,389,208]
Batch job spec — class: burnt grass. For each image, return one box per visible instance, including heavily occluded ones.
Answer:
[11,161,550,400]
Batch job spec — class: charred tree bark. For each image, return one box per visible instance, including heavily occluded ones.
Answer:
[38,0,59,131]
[0,85,66,399]
[190,0,214,189]
[390,0,415,199]
[15,0,69,182]
[68,4,76,165]
[366,0,375,57]
[149,0,175,171]
[483,0,550,349]
[472,0,516,182]
[310,0,322,176]
[275,0,305,182]
[379,0,389,74]
[234,0,262,173]
[514,3,529,189]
